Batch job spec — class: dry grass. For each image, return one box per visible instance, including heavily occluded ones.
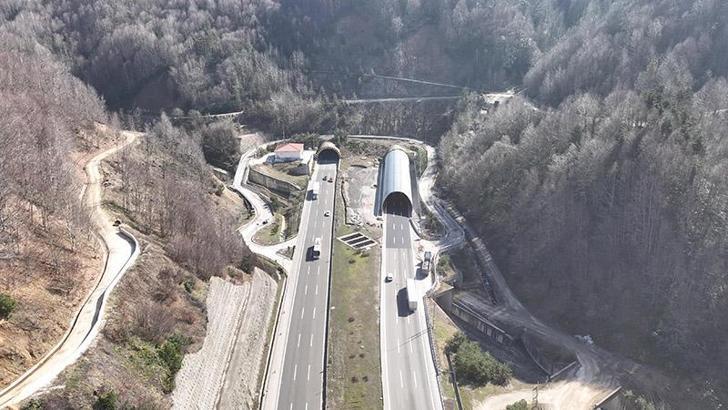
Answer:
[37,129,249,407]
[432,304,514,410]
[0,190,103,387]
[253,213,284,245]
[326,159,383,409]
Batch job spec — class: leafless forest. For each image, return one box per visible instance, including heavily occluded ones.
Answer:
[2,0,728,408]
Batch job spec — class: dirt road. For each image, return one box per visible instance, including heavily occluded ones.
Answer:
[0,131,141,408]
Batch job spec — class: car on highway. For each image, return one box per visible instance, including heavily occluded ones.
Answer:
[322,175,327,180]
[327,176,333,182]
[324,211,331,217]
[385,273,393,282]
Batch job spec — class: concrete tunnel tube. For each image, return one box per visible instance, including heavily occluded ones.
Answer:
[317,141,341,163]
[381,145,414,216]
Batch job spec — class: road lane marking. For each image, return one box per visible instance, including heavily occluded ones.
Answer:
[310,333,313,347]
[307,266,311,275]
[410,341,414,353]
[301,308,305,319]
[312,307,316,320]
[317,266,320,276]
[399,370,404,389]
[307,364,311,381]
[397,338,400,353]
[289,403,293,410]
[297,333,301,348]
[413,370,418,388]
[315,284,319,295]
[305,284,308,295]
[293,364,297,381]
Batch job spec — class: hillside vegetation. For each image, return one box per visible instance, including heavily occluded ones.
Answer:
[0,0,331,134]
[3,0,728,408]
[440,1,728,406]
[0,32,109,386]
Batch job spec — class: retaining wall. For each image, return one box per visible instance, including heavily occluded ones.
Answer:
[248,167,302,198]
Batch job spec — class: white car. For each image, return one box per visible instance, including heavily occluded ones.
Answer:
[385,273,393,282]
[324,211,331,217]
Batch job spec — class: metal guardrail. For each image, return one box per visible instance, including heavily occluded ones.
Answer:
[445,352,464,410]
[593,386,622,409]
[423,297,446,410]
[256,273,287,408]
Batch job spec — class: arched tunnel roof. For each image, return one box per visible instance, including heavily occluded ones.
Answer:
[381,145,413,213]
[317,141,341,159]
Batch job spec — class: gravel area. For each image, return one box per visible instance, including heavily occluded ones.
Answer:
[172,269,276,410]
[343,162,379,226]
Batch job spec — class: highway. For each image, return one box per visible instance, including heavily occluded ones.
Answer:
[381,209,442,410]
[274,159,337,410]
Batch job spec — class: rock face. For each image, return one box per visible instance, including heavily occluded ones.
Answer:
[172,270,276,409]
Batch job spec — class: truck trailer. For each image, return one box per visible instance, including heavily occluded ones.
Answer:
[407,278,418,312]
[311,237,321,260]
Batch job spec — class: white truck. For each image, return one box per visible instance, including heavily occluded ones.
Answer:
[311,237,322,260]
[407,278,418,312]
[310,182,319,200]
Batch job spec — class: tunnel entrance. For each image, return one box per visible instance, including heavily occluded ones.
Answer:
[383,192,412,217]
[317,141,341,164]
[317,148,340,163]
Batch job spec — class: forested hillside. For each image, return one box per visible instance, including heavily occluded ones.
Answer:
[0,30,109,385]
[440,0,728,405]
[0,0,331,133]
[269,0,544,95]
[3,0,728,407]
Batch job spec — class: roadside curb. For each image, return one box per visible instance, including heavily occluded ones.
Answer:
[256,272,288,408]
[0,133,141,407]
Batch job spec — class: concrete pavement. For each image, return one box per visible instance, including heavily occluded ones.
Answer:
[232,143,295,272]
[0,132,141,408]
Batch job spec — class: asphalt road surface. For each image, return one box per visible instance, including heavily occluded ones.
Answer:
[276,161,337,410]
[381,210,442,410]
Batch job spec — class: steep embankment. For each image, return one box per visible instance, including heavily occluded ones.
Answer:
[0,130,140,407]
[25,119,257,408]
[0,35,113,405]
[173,270,276,409]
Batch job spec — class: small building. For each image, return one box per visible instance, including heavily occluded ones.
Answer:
[274,143,304,162]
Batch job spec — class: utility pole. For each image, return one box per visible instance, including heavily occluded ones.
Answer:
[532,386,539,409]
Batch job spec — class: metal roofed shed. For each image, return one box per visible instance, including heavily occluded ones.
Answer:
[274,143,304,162]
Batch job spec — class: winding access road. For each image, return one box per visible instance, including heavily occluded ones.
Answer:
[0,131,140,408]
